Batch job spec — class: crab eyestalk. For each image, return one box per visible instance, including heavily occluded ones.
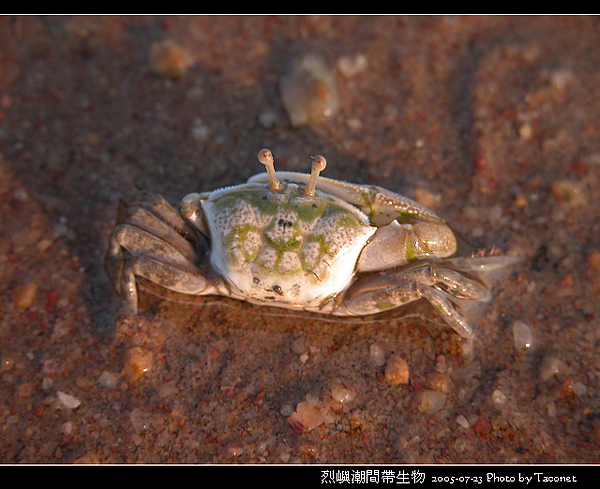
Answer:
[258,148,283,192]
[304,155,327,197]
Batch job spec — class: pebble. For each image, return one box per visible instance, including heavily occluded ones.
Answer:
[384,355,409,385]
[572,382,587,396]
[539,354,566,382]
[512,320,534,352]
[61,421,75,435]
[149,39,194,79]
[491,388,508,405]
[287,396,330,433]
[456,414,470,429]
[337,53,368,77]
[122,346,154,383]
[73,452,100,464]
[191,119,211,141]
[224,444,243,458]
[11,282,37,309]
[99,371,119,389]
[57,390,81,409]
[279,403,294,417]
[330,384,356,405]
[587,251,600,293]
[130,408,149,434]
[257,109,278,128]
[280,53,339,127]
[550,179,586,206]
[518,122,534,140]
[424,372,452,393]
[549,68,575,90]
[369,343,386,367]
[418,389,446,414]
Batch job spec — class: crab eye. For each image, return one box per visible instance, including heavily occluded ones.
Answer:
[258,148,283,192]
[304,154,327,197]
[257,148,273,166]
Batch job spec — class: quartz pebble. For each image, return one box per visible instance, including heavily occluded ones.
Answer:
[99,371,119,389]
[539,355,566,382]
[384,355,409,385]
[369,343,386,366]
[456,414,470,428]
[287,396,330,433]
[279,403,294,417]
[330,384,356,405]
[149,39,194,79]
[280,53,339,127]
[337,53,368,77]
[492,388,508,405]
[123,346,154,383]
[11,282,37,309]
[418,389,446,414]
[57,390,81,409]
[61,421,75,435]
[550,179,586,206]
[130,408,149,433]
[424,372,452,393]
[512,320,534,352]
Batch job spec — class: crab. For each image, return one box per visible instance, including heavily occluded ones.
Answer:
[105,149,511,339]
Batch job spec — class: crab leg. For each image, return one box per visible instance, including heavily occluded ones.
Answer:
[343,280,474,339]
[105,193,219,313]
[117,255,211,313]
[400,264,490,301]
[340,261,490,338]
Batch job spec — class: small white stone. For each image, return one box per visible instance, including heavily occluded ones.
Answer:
[512,320,534,352]
[549,69,575,90]
[57,390,81,409]
[41,377,53,391]
[130,408,149,433]
[330,385,356,405]
[280,53,339,127]
[491,388,508,405]
[99,371,119,388]
[280,403,294,417]
[572,382,587,396]
[192,123,210,141]
[287,397,330,432]
[539,355,566,382]
[61,421,75,435]
[456,414,470,428]
[337,53,368,77]
[369,343,386,367]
